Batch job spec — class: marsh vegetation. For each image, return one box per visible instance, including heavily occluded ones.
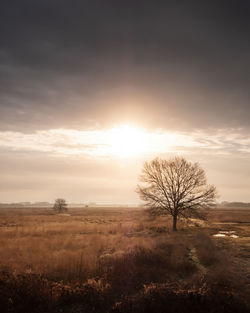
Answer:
[0,206,249,312]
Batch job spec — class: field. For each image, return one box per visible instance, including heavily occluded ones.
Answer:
[0,206,250,313]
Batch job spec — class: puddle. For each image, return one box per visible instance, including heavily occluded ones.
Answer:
[213,230,239,238]
[230,234,239,238]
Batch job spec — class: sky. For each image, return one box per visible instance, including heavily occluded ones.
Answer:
[1,0,250,203]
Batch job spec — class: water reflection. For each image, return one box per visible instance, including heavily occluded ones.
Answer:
[213,231,239,238]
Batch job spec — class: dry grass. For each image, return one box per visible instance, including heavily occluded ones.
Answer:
[0,207,172,280]
[0,206,249,312]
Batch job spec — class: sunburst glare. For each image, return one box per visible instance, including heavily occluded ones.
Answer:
[107,125,148,157]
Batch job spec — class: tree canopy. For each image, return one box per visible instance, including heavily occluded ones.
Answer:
[136,157,217,231]
[53,198,68,213]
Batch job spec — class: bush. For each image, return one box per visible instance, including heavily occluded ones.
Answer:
[0,272,52,313]
[105,244,197,295]
[194,233,219,266]
[111,283,250,313]
[0,272,111,313]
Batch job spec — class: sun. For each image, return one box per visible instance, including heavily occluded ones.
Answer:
[107,125,148,158]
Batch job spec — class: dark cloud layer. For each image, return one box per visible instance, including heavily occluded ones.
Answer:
[1,0,250,131]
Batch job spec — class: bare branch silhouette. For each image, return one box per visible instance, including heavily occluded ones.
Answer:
[136,157,217,231]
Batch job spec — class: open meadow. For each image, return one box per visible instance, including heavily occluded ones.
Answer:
[0,206,250,313]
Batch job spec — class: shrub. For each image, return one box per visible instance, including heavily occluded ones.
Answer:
[111,283,250,313]
[194,233,219,266]
[0,272,52,313]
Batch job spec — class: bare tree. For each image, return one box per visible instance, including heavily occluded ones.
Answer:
[136,157,217,231]
[53,198,68,213]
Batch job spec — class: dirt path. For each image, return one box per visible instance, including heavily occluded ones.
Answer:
[188,247,207,274]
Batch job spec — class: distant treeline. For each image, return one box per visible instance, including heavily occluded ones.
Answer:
[219,201,250,208]
[0,202,133,208]
[0,201,249,209]
[0,202,53,208]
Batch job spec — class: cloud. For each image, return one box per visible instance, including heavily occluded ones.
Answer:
[1,1,250,202]
[0,127,249,158]
[0,1,250,131]
[0,126,250,203]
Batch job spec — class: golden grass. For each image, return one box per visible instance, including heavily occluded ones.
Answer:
[0,207,249,280]
[0,208,174,280]
[0,206,250,312]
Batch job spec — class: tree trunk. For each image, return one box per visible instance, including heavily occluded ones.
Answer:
[173,215,177,231]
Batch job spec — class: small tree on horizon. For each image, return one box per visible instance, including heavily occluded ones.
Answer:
[53,198,68,213]
[136,156,217,231]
